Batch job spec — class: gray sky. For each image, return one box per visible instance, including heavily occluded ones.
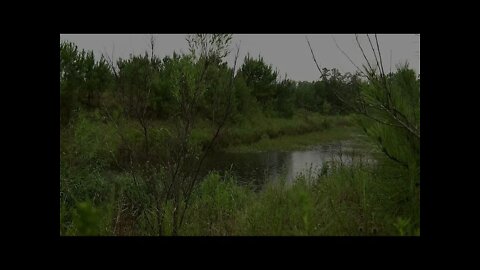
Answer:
[60,34,420,82]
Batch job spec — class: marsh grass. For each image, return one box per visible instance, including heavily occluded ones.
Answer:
[60,110,418,236]
[60,153,418,236]
[176,149,417,236]
[225,116,358,153]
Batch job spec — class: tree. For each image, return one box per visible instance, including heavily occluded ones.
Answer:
[149,53,180,119]
[61,41,114,126]
[102,34,240,236]
[238,55,278,109]
[231,73,258,121]
[309,34,420,161]
[115,53,158,158]
[199,55,232,123]
[274,78,295,117]
[83,55,112,108]
[160,34,239,235]
[295,81,319,112]
[60,41,86,126]
[307,34,420,231]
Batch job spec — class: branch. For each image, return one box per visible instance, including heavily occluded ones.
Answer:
[102,44,118,78]
[309,36,394,126]
[379,104,420,139]
[150,34,155,63]
[389,49,392,74]
[177,42,241,231]
[374,34,386,79]
[305,36,324,77]
[331,35,367,78]
[371,34,392,104]
[355,34,375,76]
[359,110,404,128]
[366,34,381,76]
[380,145,409,169]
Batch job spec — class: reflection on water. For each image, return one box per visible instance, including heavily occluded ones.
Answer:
[201,139,375,187]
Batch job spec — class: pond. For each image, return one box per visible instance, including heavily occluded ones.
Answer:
[201,137,376,187]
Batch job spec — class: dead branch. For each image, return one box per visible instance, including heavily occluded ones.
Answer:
[331,35,367,78]
[305,36,325,77]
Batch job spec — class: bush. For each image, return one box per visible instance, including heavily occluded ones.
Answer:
[182,172,251,235]
[239,178,316,235]
[68,110,121,169]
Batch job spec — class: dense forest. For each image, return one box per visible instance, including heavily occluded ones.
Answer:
[60,34,420,236]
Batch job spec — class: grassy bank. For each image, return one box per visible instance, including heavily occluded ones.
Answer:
[60,110,355,171]
[225,125,358,153]
[223,113,354,148]
[60,110,419,236]
[182,163,419,236]
[189,112,356,151]
[60,157,419,236]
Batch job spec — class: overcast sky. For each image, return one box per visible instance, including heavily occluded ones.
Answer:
[60,34,420,82]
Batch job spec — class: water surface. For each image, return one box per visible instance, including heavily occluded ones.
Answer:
[201,138,375,187]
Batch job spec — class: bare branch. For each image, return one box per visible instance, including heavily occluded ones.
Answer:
[102,45,118,78]
[374,34,386,78]
[150,34,156,63]
[379,104,420,139]
[366,34,381,74]
[177,42,241,231]
[390,49,392,74]
[355,34,375,75]
[379,142,409,168]
[305,36,324,77]
[360,111,404,128]
[331,35,367,78]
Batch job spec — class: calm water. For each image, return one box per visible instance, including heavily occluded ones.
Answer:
[201,138,375,187]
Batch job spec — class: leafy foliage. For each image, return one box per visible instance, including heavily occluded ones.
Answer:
[60,36,419,236]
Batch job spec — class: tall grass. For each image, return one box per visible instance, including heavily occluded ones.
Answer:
[60,109,417,236]
[60,155,418,236]
[177,155,417,236]
[221,112,351,148]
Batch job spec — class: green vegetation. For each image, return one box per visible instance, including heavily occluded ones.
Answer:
[61,158,418,236]
[60,34,420,236]
[183,159,418,236]
[225,115,358,153]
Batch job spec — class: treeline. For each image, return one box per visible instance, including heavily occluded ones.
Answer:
[60,40,365,127]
